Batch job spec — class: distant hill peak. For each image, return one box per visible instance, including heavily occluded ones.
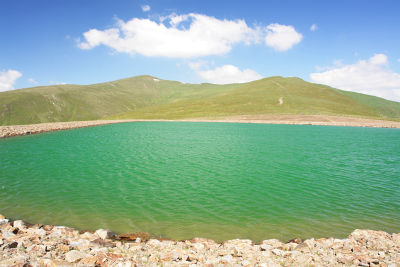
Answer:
[1,75,399,125]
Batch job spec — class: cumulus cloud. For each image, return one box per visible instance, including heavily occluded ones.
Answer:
[28,78,38,84]
[49,81,66,85]
[78,14,302,58]
[188,60,210,70]
[141,5,150,12]
[315,59,343,71]
[0,69,22,92]
[265,23,303,51]
[310,54,400,102]
[78,13,262,58]
[193,64,262,84]
[310,24,318,31]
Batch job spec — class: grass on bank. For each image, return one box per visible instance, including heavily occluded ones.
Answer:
[1,75,400,125]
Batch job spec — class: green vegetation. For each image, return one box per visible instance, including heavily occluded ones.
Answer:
[1,75,399,125]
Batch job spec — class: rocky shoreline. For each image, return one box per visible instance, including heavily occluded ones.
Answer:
[183,115,400,129]
[0,120,140,138]
[0,215,399,266]
[1,116,400,139]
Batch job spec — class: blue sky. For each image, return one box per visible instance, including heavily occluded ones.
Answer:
[1,0,400,101]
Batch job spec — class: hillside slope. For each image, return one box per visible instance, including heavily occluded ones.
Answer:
[1,75,399,125]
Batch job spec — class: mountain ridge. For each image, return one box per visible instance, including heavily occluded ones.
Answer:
[1,75,399,125]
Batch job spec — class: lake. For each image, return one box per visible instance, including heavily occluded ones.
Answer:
[1,122,399,242]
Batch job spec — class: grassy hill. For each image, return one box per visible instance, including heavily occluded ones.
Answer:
[1,75,400,125]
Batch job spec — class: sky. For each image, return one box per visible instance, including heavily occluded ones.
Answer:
[1,0,400,101]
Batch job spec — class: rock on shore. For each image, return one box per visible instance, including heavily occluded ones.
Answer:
[0,215,399,266]
[1,116,400,139]
[0,120,141,138]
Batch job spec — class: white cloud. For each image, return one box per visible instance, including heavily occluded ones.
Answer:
[369,53,387,65]
[0,69,22,92]
[310,54,400,102]
[310,24,318,31]
[193,64,262,84]
[78,14,302,58]
[28,78,38,84]
[168,14,189,27]
[333,59,343,66]
[141,5,150,12]
[49,81,66,85]
[315,59,343,71]
[265,23,302,51]
[188,60,211,70]
[78,13,261,58]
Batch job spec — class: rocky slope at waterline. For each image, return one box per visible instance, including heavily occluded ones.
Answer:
[0,214,399,266]
[0,120,139,138]
[1,116,400,139]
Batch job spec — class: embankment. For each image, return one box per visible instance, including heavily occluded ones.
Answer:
[0,214,399,266]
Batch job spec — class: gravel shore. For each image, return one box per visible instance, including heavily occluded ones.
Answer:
[0,214,399,266]
[183,115,400,129]
[1,116,400,139]
[0,120,139,138]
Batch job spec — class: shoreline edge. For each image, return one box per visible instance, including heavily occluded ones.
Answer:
[1,115,400,138]
[1,214,399,266]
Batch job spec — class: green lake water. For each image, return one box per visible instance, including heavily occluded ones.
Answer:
[1,122,399,242]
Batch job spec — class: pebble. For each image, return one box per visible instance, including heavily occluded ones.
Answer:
[95,228,115,240]
[0,213,399,266]
[13,220,26,229]
[65,250,90,263]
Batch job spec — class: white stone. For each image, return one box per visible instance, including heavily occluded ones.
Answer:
[65,250,90,263]
[2,230,15,238]
[260,239,283,249]
[0,218,8,225]
[192,242,205,251]
[40,259,55,266]
[260,243,273,250]
[291,250,301,257]
[92,247,108,253]
[147,239,161,247]
[51,226,66,236]
[95,229,115,240]
[241,259,251,266]
[80,231,97,240]
[33,228,46,236]
[13,220,25,229]
[272,248,284,256]
[221,255,233,264]
[69,239,90,250]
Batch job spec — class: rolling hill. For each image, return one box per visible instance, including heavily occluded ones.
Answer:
[1,75,400,125]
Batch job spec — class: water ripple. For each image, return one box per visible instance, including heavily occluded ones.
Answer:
[0,122,399,242]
